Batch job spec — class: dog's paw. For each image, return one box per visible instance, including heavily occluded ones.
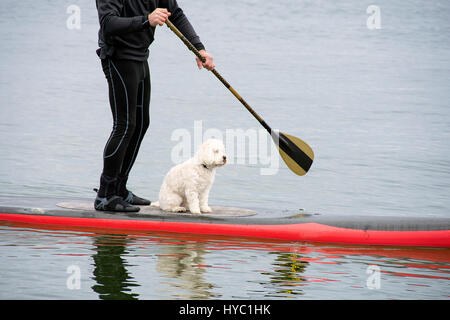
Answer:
[200,206,212,213]
[171,206,187,213]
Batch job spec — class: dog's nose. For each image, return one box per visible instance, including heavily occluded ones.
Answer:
[223,156,227,161]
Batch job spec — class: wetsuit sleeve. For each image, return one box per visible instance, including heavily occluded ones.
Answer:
[96,0,148,37]
[163,0,206,51]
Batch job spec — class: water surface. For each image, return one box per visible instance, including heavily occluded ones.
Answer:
[0,0,449,299]
[1,223,449,299]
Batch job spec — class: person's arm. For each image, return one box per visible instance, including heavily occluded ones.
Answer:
[162,0,214,70]
[163,0,205,51]
[96,0,149,37]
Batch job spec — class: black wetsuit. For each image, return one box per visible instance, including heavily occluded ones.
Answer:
[96,0,205,61]
[95,0,205,204]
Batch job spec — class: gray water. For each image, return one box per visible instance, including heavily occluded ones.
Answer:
[0,0,449,299]
[1,224,449,300]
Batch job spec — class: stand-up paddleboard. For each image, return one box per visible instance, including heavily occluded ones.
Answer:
[0,196,449,248]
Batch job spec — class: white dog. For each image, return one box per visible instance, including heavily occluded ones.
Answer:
[151,139,226,214]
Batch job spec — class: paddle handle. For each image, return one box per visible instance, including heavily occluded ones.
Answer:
[165,19,272,134]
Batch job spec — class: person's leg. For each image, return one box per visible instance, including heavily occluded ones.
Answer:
[116,61,151,205]
[95,58,141,212]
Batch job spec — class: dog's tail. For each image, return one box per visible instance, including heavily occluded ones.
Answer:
[150,201,160,208]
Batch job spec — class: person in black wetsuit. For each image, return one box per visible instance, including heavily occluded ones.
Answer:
[94,0,215,212]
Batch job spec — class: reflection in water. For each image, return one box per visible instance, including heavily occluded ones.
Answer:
[88,231,448,299]
[1,223,449,299]
[91,234,139,300]
[88,231,312,299]
[262,252,309,296]
[89,232,215,299]
[156,242,216,299]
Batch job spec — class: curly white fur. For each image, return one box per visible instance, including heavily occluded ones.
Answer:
[151,139,226,214]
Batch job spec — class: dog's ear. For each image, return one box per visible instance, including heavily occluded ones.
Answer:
[194,139,215,167]
[198,141,215,167]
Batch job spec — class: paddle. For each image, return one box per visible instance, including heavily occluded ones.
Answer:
[165,19,314,176]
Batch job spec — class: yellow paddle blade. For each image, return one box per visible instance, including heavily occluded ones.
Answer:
[275,132,314,176]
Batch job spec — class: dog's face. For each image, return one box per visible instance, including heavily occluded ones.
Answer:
[196,139,227,168]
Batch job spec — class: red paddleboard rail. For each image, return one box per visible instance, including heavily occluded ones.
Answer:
[1,213,449,248]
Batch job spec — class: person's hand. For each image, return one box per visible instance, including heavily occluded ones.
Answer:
[196,50,215,71]
[148,8,171,27]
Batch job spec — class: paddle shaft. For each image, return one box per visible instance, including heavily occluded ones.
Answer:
[166,19,314,176]
[165,19,272,134]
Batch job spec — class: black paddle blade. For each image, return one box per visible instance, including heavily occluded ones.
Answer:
[271,131,314,176]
